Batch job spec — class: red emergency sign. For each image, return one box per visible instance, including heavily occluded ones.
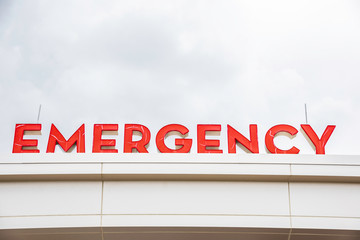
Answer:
[12,123,335,154]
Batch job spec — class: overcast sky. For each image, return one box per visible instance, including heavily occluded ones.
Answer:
[1,0,359,154]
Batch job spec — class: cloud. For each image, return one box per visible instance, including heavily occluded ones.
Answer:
[0,0,360,154]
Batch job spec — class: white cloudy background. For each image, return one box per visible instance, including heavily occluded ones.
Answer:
[0,0,359,154]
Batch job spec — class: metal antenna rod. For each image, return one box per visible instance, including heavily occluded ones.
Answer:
[37,104,42,123]
[304,103,308,124]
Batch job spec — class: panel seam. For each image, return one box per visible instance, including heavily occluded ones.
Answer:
[101,163,104,240]
[288,164,293,240]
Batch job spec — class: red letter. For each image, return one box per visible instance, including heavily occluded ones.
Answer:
[197,124,223,153]
[228,124,259,153]
[124,124,151,153]
[92,124,118,153]
[265,124,300,154]
[12,124,41,153]
[301,124,335,154]
[156,124,192,153]
[46,124,85,153]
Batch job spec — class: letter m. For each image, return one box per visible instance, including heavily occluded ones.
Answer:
[47,124,85,153]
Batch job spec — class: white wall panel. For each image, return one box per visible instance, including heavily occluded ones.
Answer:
[291,216,360,231]
[0,215,101,230]
[103,181,290,216]
[102,215,291,229]
[290,183,360,218]
[0,182,102,217]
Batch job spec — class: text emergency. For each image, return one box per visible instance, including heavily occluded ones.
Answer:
[12,124,335,154]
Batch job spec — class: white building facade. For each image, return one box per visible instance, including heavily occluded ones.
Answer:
[0,154,359,240]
